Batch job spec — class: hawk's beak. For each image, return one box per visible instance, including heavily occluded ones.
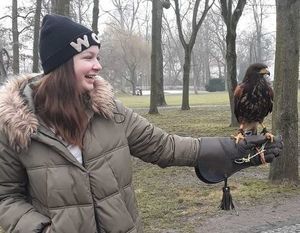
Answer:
[259,68,270,76]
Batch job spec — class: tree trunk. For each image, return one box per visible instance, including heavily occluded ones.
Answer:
[149,0,164,114]
[220,0,246,127]
[32,0,42,73]
[156,1,167,106]
[12,0,19,75]
[269,0,299,183]
[149,0,168,113]
[157,1,170,106]
[130,66,137,95]
[51,0,70,16]
[192,51,200,94]
[181,48,191,110]
[0,49,8,81]
[226,30,239,126]
[203,25,211,82]
[92,0,99,34]
[157,74,167,106]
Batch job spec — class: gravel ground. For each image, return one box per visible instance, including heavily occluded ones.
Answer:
[197,195,300,233]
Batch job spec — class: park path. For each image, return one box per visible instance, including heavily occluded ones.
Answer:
[196,195,300,233]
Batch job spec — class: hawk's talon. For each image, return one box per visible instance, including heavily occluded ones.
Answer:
[265,132,274,142]
[256,147,266,164]
[231,132,245,144]
[260,124,274,142]
[260,127,267,135]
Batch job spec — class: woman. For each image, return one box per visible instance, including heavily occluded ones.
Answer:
[0,14,282,233]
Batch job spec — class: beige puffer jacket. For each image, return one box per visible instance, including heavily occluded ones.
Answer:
[0,75,200,233]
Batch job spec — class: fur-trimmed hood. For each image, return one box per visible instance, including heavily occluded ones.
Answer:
[0,74,115,152]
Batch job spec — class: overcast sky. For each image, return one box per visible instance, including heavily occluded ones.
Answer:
[0,0,277,75]
[0,0,276,33]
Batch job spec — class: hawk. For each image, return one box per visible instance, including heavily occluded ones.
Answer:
[233,63,274,162]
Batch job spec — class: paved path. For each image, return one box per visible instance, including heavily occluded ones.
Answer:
[197,196,300,233]
[260,224,300,233]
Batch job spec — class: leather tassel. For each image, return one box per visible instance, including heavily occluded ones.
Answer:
[219,178,235,210]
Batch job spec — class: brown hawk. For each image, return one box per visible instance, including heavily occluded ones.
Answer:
[233,63,274,163]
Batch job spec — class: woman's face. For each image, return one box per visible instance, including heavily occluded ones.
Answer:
[73,45,102,93]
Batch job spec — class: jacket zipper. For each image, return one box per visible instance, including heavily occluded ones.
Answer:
[82,153,102,233]
[81,121,102,233]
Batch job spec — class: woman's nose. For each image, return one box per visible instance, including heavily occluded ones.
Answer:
[94,59,102,71]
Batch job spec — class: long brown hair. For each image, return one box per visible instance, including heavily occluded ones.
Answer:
[33,59,88,148]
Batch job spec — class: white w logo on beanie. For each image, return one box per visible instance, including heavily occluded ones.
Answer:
[70,35,90,52]
[70,33,100,52]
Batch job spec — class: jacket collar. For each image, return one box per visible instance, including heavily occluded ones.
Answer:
[0,74,115,152]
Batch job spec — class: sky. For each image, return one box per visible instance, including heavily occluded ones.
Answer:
[0,0,276,32]
[0,0,277,74]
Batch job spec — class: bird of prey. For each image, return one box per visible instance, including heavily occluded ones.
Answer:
[233,63,274,163]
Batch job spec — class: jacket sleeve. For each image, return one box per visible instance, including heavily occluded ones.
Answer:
[115,100,200,168]
[0,143,50,233]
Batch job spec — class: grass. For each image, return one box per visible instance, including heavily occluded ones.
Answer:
[118,89,300,109]
[0,91,299,233]
[117,91,230,108]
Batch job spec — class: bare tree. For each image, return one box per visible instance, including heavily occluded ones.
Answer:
[163,14,184,87]
[101,0,153,95]
[206,10,227,88]
[251,0,263,62]
[191,25,211,92]
[122,33,150,95]
[70,0,92,24]
[100,27,150,95]
[12,0,20,74]
[32,0,42,73]
[202,22,211,84]
[174,0,214,110]
[106,0,142,34]
[0,48,9,81]
[51,0,71,16]
[269,0,299,183]
[220,0,246,126]
[92,0,99,34]
[149,0,170,114]
[250,0,274,63]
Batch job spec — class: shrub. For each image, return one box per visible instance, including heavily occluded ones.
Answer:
[205,78,225,92]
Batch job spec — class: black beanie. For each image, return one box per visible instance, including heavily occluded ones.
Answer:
[39,14,101,74]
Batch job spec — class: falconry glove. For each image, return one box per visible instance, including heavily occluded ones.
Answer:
[195,135,283,184]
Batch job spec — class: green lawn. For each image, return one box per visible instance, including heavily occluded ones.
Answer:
[117,91,230,108]
[118,89,300,109]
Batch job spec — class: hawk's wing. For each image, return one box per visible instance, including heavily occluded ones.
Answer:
[233,84,244,123]
[234,83,273,124]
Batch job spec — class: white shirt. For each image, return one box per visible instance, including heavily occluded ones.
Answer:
[67,144,83,164]
[49,127,83,164]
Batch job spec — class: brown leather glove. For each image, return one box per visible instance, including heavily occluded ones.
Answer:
[195,135,283,184]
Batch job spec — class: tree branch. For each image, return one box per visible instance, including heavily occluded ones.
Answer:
[173,0,187,48]
[232,0,247,29]
[0,15,12,21]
